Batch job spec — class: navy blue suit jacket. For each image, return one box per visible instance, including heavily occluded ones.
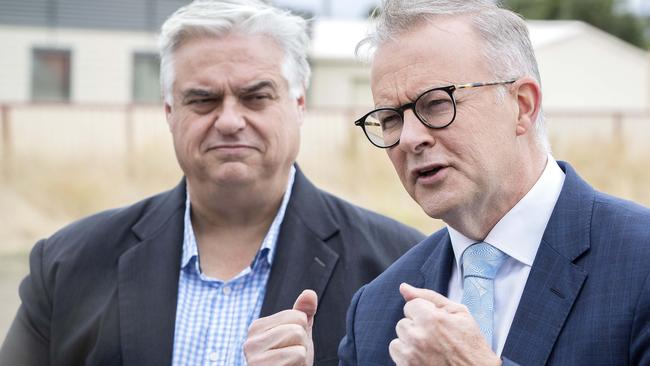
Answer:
[0,167,424,366]
[339,162,650,365]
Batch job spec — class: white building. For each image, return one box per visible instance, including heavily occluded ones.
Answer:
[1,4,648,111]
[308,19,650,112]
[1,3,649,160]
[0,26,160,104]
[0,0,186,105]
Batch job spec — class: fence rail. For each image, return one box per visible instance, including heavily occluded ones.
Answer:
[1,102,649,179]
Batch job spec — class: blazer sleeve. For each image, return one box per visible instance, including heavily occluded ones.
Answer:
[501,357,522,366]
[631,271,650,365]
[338,286,365,366]
[0,239,52,365]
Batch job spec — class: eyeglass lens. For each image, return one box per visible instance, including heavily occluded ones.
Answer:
[363,88,455,147]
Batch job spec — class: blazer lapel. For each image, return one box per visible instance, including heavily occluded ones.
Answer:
[118,181,186,366]
[502,162,592,365]
[261,167,339,316]
[420,231,455,296]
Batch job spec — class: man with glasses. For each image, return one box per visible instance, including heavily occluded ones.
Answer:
[0,1,424,365]
[338,0,650,365]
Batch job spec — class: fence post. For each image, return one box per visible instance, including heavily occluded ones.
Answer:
[612,112,624,154]
[345,108,359,160]
[125,104,135,178]
[1,104,11,179]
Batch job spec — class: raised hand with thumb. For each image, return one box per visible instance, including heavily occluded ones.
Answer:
[293,289,318,328]
[244,289,318,366]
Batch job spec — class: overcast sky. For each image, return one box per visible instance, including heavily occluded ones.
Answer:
[628,0,650,14]
[271,0,379,18]
[271,0,650,18]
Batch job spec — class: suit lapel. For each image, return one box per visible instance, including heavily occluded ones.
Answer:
[261,167,339,316]
[420,231,455,296]
[502,162,592,365]
[118,181,186,366]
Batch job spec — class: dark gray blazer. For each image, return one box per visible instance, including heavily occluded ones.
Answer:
[338,162,650,365]
[0,167,424,366]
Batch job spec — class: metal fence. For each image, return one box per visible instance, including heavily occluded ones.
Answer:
[1,102,650,178]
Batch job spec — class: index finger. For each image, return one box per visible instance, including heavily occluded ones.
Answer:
[399,283,451,307]
[248,309,308,334]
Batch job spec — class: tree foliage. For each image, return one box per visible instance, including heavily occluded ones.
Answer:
[503,0,648,49]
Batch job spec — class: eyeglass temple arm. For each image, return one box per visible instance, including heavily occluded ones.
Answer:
[354,118,380,127]
[354,79,517,126]
[454,79,517,90]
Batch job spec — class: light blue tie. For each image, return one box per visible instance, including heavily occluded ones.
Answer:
[460,242,507,349]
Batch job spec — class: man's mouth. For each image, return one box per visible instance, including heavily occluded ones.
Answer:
[412,164,448,184]
[418,166,443,178]
[207,144,254,151]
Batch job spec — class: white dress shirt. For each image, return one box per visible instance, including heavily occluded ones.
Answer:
[446,156,565,355]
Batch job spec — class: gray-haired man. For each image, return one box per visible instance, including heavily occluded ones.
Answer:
[338,0,650,365]
[0,1,423,365]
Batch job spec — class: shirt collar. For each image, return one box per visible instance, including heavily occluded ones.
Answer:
[448,155,565,273]
[181,193,198,270]
[180,166,297,271]
[257,165,296,266]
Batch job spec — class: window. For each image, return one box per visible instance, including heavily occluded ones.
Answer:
[31,49,71,102]
[132,52,161,103]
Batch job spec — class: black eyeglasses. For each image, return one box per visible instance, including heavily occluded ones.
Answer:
[354,79,517,148]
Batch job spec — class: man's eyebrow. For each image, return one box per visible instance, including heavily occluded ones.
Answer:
[181,89,220,102]
[239,80,278,94]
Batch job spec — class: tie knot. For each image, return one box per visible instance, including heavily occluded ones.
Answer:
[462,242,507,280]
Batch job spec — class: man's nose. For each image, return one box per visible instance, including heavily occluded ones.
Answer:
[397,109,435,153]
[213,98,246,134]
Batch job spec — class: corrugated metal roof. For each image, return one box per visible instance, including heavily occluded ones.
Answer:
[0,0,189,31]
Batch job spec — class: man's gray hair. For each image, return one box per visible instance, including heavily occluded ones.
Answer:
[360,0,550,152]
[159,0,311,104]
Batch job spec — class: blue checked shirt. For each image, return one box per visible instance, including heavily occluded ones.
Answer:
[172,167,296,366]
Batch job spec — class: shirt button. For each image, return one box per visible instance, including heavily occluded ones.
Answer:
[222,286,232,295]
[208,351,218,362]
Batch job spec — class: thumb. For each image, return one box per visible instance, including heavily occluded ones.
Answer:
[399,282,420,302]
[399,283,449,307]
[292,289,318,329]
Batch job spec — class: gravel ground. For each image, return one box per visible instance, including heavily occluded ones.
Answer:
[0,252,29,345]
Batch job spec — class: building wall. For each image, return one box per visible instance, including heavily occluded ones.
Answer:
[1,21,648,110]
[536,32,649,111]
[308,59,371,110]
[0,25,158,104]
[309,24,650,113]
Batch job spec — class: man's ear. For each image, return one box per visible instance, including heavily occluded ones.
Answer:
[296,91,306,126]
[164,102,174,131]
[513,77,542,136]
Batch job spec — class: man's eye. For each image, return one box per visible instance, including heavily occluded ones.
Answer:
[247,93,272,101]
[425,99,450,108]
[186,98,218,114]
[381,115,400,129]
[189,99,213,105]
[242,93,274,109]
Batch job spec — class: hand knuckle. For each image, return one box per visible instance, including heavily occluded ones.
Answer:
[296,311,308,327]
[285,346,307,366]
[297,345,307,358]
[411,330,429,349]
[289,323,305,338]
[389,338,401,355]
[245,353,262,365]
[242,339,252,353]
[243,336,260,352]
